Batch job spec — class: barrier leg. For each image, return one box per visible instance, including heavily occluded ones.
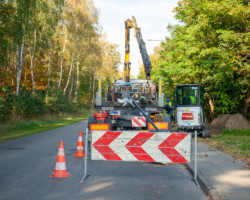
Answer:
[194,130,200,188]
[81,128,89,183]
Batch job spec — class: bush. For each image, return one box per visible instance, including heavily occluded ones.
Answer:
[0,87,13,120]
[11,89,46,117]
[46,91,79,113]
[0,95,13,121]
[0,87,84,121]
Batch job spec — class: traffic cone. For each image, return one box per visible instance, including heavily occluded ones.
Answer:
[74,131,85,157]
[50,141,71,178]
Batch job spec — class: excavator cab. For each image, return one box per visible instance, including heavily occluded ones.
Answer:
[174,84,210,137]
[175,84,203,106]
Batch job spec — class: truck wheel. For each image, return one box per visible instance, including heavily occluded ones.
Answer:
[162,116,171,131]
[202,129,211,138]
[88,115,96,130]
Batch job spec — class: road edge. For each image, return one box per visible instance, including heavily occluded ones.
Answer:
[0,115,91,143]
[185,163,221,200]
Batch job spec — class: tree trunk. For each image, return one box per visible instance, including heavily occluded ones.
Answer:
[63,50,75,95]
[24,65,27,86]
[244,96,250,117]
[45,45,52,105]
[16,35,25,96]
[74,62,79,101]
[8,45,12,88]
[47,46,51,93]
[92,72,95,108]
[88,75,92,109]
[16,44,20,95]
[12,50,15,91]
[4,44,8,87]
[58,31,68,92]
[69,72,74,102]
[28,29,37,95]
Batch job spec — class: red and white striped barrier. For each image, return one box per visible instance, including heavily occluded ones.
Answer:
[91,131,191,163]
[131,117,146,127]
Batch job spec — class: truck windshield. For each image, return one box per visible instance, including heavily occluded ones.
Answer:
[177,86,199,105]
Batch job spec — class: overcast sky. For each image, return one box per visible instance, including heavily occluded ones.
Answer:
[94,0,180,77]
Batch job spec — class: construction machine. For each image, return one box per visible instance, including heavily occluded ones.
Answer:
[88,16,171,132]
[174,84,210,137]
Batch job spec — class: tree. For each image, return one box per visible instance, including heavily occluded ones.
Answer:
[151,0,250,119]
[0,0,122,119]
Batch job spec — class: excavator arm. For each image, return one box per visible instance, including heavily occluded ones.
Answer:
[124,16,152,82]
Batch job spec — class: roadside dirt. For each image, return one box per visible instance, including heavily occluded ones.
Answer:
[208,113,250,134]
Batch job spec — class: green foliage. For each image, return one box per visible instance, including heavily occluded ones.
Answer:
[151,0,250,120]
[7,121,41,132]
[0,88,13,121]
[0,0,121,121]
[47,92,78,113]
[8,88,46,117]
[0,110,92,142]
[0,88,83,121]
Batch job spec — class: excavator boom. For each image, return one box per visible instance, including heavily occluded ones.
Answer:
[124,16,152,82]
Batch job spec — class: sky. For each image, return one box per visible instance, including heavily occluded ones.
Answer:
[94,0,180,77]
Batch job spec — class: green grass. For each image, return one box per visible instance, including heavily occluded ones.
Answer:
[0,110,93,143]
[221,129,250,136]
[200,129,250,161]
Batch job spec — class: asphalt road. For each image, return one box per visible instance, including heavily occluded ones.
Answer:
[0,120,207,200]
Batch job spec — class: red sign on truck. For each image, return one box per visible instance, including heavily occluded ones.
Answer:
[182,113,194,120]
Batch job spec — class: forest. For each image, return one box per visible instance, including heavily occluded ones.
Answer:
[0,0,121,120]
[138,0,249,120]
[0,0,249,121]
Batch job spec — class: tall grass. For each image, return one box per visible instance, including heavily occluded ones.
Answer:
[201,128,250,161]
[0,110,93,142]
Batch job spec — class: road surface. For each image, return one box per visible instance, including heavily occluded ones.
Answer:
[0,120,207,200]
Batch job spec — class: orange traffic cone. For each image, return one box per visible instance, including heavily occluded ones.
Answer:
[74,131,85,157]
[50,141,71,178]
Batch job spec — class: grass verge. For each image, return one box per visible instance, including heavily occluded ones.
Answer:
[0,110,94,143]
[199,129,250,168]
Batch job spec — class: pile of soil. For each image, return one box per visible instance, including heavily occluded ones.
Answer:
[208,113,250,134]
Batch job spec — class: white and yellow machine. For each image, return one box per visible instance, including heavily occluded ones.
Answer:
[174,84,210,137]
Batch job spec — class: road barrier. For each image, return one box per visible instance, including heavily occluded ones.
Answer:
[91,131,191,163]
[81,129,200,188]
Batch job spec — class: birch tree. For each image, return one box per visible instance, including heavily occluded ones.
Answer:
[63,47,75,95]
[74,61,79,101]
[58,29,68,92]
[46,43,52,93]
[15,0,31,96]
[69,68,74,102]
[28,29,37,94]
